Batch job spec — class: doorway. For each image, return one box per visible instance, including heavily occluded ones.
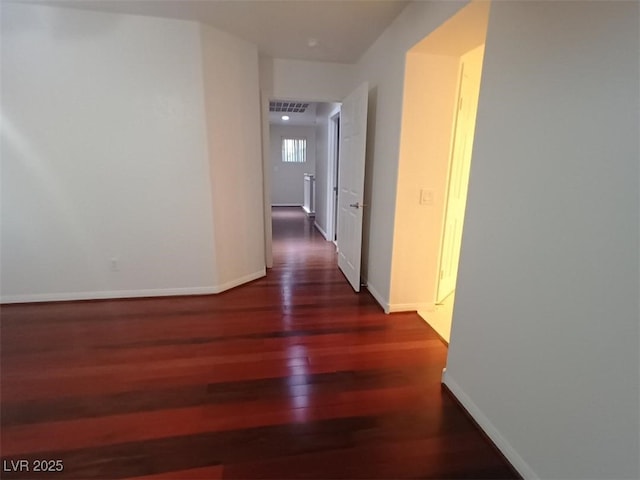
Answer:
[436,44,485,305]
[330,112,340,244]
[263,99,342,259]
[391,0,490,342]
[261,83,369,294]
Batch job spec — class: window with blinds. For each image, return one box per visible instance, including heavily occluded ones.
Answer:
[282,138,307,163]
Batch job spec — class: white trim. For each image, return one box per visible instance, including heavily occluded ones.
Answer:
[1,269,267,304]
[271,203,301,207]
[212,268,266,293]
[260,90,273,269]
[1,287,217,304]
[314,221,329,241]
[436,59,465,305]
[366,282,390,314]
[442,372,534,480]
[327,109,341,243]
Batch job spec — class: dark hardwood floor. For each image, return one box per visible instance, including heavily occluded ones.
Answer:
[1,207,518,479]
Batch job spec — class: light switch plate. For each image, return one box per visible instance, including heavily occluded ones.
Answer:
[420,188,434,206]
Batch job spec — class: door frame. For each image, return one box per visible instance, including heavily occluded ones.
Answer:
[261,98,344,266]
[260,90,273,268]
[436,45,485,304]
[435,60,466,304]
[327,108,341,245]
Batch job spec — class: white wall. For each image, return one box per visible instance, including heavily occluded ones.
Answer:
[1,2,266,301]
[270,58,355,102]
[444,2,640,479]
[314,102,341,240]
[390,52,459,312]
[1,3,216,301]
[200,24,266,289]
[269,125,316,206]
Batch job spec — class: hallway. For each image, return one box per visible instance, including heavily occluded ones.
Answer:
[0,207,517,479]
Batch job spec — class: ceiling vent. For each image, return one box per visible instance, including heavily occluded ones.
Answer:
[269,101,310,113]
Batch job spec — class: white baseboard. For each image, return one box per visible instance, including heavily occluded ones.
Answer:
[442,372,534,480]
[365,289,436,315]
[212,268,266,294]
[0,287,217,304]
[314,221,329,241]
[1,268,267,304]
[365,282,390,314]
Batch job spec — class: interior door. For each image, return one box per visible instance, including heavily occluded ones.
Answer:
[337,82,369,292]
[437,45,484,303]
[333,116,340,243]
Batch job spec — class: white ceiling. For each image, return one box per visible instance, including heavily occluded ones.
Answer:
[26,0,410,64]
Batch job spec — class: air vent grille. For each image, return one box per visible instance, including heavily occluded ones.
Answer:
[269,101,310,113]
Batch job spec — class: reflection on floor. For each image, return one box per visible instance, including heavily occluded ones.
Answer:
[0,206,518,479]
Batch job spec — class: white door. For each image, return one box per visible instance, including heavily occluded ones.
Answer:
[437,45,484,303]
[337,82,369,292]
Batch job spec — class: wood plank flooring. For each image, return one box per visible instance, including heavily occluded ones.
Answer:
[1,207,518,479]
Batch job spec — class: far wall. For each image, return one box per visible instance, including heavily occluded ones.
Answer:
[269,124,316,206]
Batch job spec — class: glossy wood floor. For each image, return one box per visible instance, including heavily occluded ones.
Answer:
[1,207,518,479]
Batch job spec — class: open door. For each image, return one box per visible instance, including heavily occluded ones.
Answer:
[437,45,484,303]
[337,82,368,292]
